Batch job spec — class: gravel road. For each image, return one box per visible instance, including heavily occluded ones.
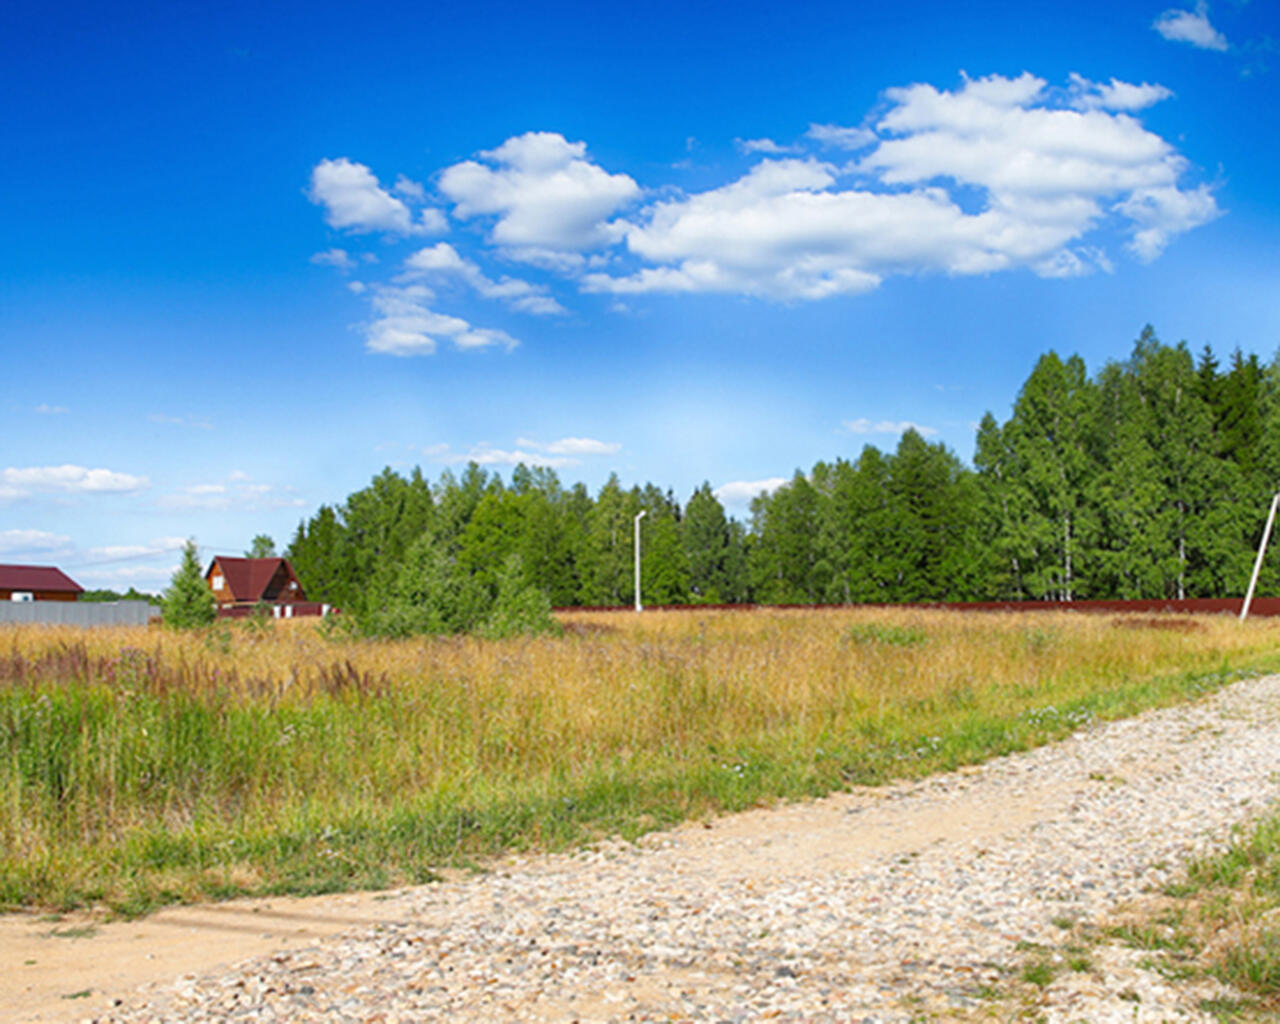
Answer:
[72,674,1280,1022]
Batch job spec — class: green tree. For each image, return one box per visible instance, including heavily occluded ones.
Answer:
[636,484,689,605]
[246,534,277,558]
[581,474,638,605]
[162,540,216,629]
[287,504,349,605]
[359,533,487,638]
[1000,351,1099,600]
[683,483,733,602]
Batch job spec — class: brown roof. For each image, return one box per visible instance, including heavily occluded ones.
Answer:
[206,557,298,602]
[0,564,84,593]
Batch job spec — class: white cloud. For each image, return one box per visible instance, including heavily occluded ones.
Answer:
[311,247,356,271]
[0,528,72,554]
[0,465,149,500]
[158,474,304,512]
[363,285,518,356]
[34,403,68,415]
[1068,74,1173,112]
[401,243,566,314]
[585,73,1217,299]
[309,158,446,235]
[84,537,186,563]
[393,175,427,201]
[714,478,789,506]
[735,137,798,155]
[515,436,621,456]
[805,123,877,150]
[1154,1,1229,51]
[438,131,640,257]
[347,280,367,294]
[843,418,938,437]
[421,442,577,469]
[1117,183,1220,260]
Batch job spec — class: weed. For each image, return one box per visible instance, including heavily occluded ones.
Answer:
[1021,961,1056,987]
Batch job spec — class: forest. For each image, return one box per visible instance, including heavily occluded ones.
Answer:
[285,327,1280,612]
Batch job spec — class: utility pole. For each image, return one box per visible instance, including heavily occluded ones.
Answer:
[1241,491,1280,621]
[634,509,647,612]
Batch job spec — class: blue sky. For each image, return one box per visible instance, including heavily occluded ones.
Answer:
[2,0,1277,592]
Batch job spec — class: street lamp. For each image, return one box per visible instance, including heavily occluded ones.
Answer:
[1241,490,1280,621]
[634,509,647,612]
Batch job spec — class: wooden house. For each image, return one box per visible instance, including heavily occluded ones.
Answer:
[205,556,307,610]
[0,564,84,602]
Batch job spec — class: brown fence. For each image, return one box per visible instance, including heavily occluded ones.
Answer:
[557,597,1280,617]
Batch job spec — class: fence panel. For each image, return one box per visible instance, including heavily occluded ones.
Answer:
[0,601,160,627]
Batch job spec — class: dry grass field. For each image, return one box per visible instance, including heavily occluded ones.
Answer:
[3,607,1280,915]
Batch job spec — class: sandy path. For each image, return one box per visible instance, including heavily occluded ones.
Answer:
[5,674,1278,1023]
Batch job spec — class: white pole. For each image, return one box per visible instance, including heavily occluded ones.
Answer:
[634,510,647,612]
[1241,491,1280,621]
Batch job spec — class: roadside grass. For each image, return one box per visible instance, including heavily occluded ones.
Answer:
[993,809,1280,1022]
[3,608,1280,917]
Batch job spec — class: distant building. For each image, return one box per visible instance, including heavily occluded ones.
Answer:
[205,556,307,610]
[0,564,84,602]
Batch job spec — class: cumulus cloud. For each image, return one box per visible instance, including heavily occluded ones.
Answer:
[0,465,149,500]
[844,418,938,437]
[34,403,68,415]
[363,285,518,356]
[585,73,1217,299]
[714,478,789,506]
[1068,74,1173,111]
[805,123,877,150]
[401,243,566,314]
[309,158,447,235]
[1117,183,1221,260]
[438,131,640,258]
[1154,1,1229,51]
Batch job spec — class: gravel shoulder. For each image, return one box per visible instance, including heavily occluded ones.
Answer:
[8,673,1280,1023]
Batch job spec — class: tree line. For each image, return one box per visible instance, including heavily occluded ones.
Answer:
[285,327,1280,612]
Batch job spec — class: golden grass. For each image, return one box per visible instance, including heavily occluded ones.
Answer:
[2,607,1279,914]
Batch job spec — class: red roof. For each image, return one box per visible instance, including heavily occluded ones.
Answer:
[207,557,300,602]
[0,564,84,593]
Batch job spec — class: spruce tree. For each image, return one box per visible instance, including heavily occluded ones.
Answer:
[162,540,216,629]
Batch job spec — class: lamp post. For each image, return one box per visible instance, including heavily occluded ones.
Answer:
[1241,491,1280,621]
[634,510,647,612]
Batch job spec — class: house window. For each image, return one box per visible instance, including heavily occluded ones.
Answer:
[288,580,297,589]
[212,574,224,590]
[11,592,33,602]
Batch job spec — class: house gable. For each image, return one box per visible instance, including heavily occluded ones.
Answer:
[205,556,307,606]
